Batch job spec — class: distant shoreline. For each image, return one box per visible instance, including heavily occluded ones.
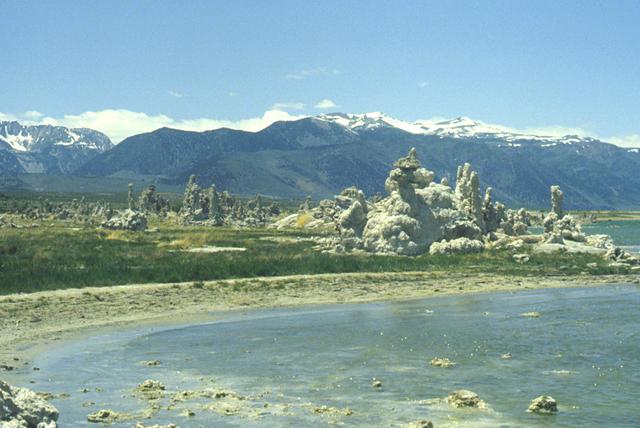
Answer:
[0,272,636,368]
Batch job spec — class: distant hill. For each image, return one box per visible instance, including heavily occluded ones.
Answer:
[3,114,640,209]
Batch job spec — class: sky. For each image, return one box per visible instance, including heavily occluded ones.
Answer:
[1,0,639,146]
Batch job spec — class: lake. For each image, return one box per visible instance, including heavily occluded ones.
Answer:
[18,284,640,427]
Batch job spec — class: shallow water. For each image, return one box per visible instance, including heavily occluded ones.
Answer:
[15,284,640,427]
[582,220,640,253]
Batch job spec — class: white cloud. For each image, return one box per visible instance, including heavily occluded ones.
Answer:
[167,90,184,98]
[314,99,337,109]
[608,134,640,148]
[516,125,591,138]
[19,109,305,143]
[23,110,44,119]
[0,112,17,121]
[3,107,640,149]
[284,67,339,80]
[418,81,429,89]
[271,102,305,111]
[227,91,238,97]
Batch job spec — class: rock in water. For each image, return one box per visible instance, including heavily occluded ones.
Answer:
[430,357,456,368]
[446,389,487,408]
[405,420,434,428]
[527,395,558,413]
[0,380,59,427]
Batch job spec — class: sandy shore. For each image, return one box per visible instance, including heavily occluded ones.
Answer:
[0,271,637,367]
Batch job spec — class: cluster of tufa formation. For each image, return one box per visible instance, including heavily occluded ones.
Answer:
[178,175,280,227]
[277,148,639,261]
[274,187,369,231]
[542,185,585,243]
[282,148,528,255]
[3,197,114,224]
[0,380,59,427]
[101,208,148,231]
[99,183,162,231]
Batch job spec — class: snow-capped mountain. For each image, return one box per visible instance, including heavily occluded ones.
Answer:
[0,121,113,174]
[0,121,112,152]
[317,112,598,146]
[3,114,640,209]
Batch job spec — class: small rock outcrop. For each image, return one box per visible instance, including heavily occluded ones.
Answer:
[87,409,132,424]
[527,395,558,413]
[446,389,487,409]
[101,209,148,231]
[542,185,584,242]
[0,380,59,428]
[429,238,484,255]
[430,357,456,368]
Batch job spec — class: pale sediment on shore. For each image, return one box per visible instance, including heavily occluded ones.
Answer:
[0,272,636,365]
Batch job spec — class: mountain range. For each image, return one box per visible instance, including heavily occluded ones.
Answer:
[0,121,112,174]
[2,113,640,209]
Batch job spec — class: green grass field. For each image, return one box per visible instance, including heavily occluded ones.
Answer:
[0,218,623,295]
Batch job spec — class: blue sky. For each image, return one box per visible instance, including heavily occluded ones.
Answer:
[1,0,639,145]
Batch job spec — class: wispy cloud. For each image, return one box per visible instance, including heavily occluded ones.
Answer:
[284,67,339,80]
[227,91,238,97]
[271,102,305,111]
[314,99,337,109]
[608,134,640,148]
[167,90,184,98]
[418,81,429,89]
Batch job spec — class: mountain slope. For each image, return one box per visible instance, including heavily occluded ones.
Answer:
[0,121,113,174]
[76,114,640,209]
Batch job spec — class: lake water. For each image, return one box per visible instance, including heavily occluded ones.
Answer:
[16,284,640,427]
[582,220,640,253]
[529,220,640,254]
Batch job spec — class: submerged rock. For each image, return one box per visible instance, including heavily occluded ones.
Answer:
[430,357,456,368]
[134,424,177,428]
[311,405,353,416]
[0,380,59,428]
[521,311,541,318]
[139,360,162,366]
[87,409,132,423]
[405,420,434,428]
[527,395,558,413]
[446,390,487,409]
[134,380,165,400]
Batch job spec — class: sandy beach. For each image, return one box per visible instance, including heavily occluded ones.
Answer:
[1,271,637,368]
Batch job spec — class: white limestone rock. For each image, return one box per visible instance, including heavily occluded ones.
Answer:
[429,238,484,255]
[101,209,148,231]
[0,380,59,428]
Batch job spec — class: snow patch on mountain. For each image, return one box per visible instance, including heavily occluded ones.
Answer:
[0,121,113,153]
[317,112,602,146]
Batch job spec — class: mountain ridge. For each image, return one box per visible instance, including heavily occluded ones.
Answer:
[2,114,640,210]
[0,121,113,175]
